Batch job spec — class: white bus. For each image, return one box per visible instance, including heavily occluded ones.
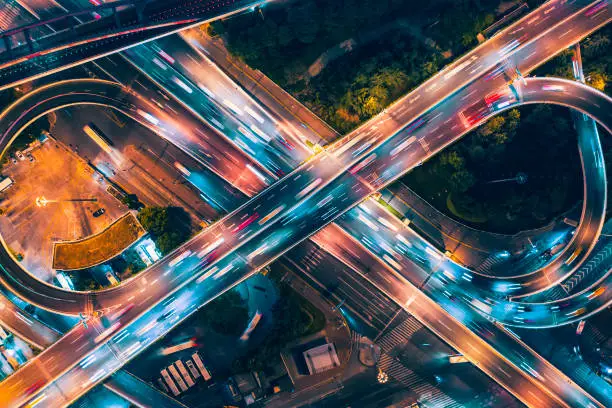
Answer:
[191,352,212,381]
[167,364,189,392]
[160,368,181,396]
[83,123,113,154]
[186,359,201,379]
[0,177,13,193]
[175,360,195,388]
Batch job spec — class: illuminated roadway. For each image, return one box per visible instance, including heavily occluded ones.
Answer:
[0,0,607,315]
[0,292,187,407]
[119,43,314,177]
[312,219,607,408]
[0,75,610,408]
[0,1,609,407]
[335,75,612,325]
[0,77,596,404]
[0,0,267,91]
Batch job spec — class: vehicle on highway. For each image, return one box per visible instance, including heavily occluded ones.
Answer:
[585,0,607,17]
[172,76,193,94]
[106,271,119,286]
[24,380,45,396]
[277,137,295,151]
[94,322,121,344]
[484,90,516,109]
[158,49,175,64]
[110,304,134,321]
[168,250,192,268]
[542,84,565,92]
[565,248,583,265]
[459,99,489,128]
[232,213,259,233]
[157,310,175,323]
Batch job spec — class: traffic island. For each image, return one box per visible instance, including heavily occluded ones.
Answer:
[52,212,145,270]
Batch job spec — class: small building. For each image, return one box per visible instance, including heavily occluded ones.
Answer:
[135,237,161,266]
[303,343,340,375]
[231,372,265,405]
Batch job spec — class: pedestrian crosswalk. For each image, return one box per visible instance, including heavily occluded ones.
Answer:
[375,317,463,407]
[378,354,462,407]
[0,1,22,31]
[377,317,422,354]
[474,253,507,274]
[562,241,612,293]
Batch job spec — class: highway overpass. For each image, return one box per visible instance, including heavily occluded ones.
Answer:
[0,0,266,91]
[0,1,608,406]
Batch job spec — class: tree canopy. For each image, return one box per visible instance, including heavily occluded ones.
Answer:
[137,207,192,254]
[403,105,581,233]
[197,289,249,337]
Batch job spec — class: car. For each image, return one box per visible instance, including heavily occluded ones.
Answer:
[24,379,45,396]
[15,151,25,161]
[93,208,105,217]
[232,213,259,233]
[542,85,565,92]
[27,154,34,162]
[10,156,17,164]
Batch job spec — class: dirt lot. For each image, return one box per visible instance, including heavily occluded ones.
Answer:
[0,141,126,281]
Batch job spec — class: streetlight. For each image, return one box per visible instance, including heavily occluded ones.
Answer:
[377,370,388,384]
[35,196,48,207]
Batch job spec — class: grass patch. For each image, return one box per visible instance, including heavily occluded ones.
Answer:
[52,212,145,270]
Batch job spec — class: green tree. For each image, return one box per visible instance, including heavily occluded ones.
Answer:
[287,2,321,44]
[588,71,608,92]
[197,289,249,337]
[449,169,475,193]
[137,207,192,255]
[439,150,464,170]
[121,194,141,210]
[277,24,294,47]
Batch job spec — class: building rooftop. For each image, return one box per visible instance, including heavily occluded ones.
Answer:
[303,343,340,375]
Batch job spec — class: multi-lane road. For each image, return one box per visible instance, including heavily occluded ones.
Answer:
[0,0,610,407]
[0,0,608,316]
[0,0,267,90]
[3,50,608,408]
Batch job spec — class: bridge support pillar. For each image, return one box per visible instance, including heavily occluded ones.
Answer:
[113,6,122,28]
[136,0,150,23]
[24,28,34,53]
[2,36,12,58]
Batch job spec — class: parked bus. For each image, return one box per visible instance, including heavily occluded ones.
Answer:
[83,123,113,154]
[175,360,195,387]
[191,352,212,381]
[0,177,13,193]
[167,365,189,392]
[160,368,181,396]
[85,122,113,146]
[186,359,201,379]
